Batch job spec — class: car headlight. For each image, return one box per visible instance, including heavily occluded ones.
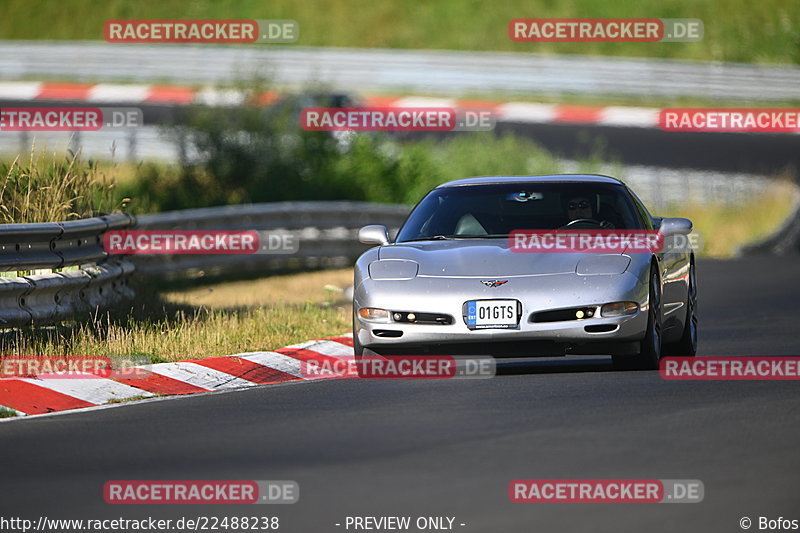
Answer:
[358,307,392,322]
[369,259,418,280]
[601,302,639,317]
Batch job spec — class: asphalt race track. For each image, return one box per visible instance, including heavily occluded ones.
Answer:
[1,256,799,533]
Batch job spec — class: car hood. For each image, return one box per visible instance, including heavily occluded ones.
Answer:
[379,240,625,277]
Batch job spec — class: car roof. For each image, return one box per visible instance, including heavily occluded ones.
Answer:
[436,174,624,188]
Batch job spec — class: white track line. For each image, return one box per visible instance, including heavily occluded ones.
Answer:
[144,361,255,390]
[299,340,354,357]
[393,96,457,108]
[0,81,43,100]
[194,87,246,106]
[236,351,305,378]
[496,102,557,123]
[88,83,152,102]
[17,376,155,404]
[600,106,660,128]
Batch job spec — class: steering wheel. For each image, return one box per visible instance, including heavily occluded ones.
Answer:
[560,218,604,229]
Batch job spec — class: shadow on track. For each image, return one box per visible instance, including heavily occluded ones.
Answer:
[495,355,618,375]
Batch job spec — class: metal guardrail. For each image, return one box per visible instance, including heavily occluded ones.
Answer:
[0,213,136,327]
[0,213,133,271]
[0,203,410,327]
[3,42,800,101]
[131,201,410,279]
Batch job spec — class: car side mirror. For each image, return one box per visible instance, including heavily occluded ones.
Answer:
[358,225,390,246]
[658,217,693,236]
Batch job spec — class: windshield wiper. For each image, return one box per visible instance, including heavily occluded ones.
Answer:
[400,234,511,242]
[454,235,509,239]
[400,235,452,242]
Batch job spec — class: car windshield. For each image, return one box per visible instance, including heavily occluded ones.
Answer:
[396,182,644,242]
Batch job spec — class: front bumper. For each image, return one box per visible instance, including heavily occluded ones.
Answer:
[354,272,648,356]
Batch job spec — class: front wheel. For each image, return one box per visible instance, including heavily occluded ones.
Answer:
[613,266,662,371]
[352,319,384,376]
[664,260,697,357]
[352,320,368,377]
[353,316,364,356]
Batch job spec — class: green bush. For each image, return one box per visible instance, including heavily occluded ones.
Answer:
[123,97,577,211]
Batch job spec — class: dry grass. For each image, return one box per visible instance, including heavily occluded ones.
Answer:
[0,269,353,363]
[0,148,128,223]
[0,306,350,363]
[162,268,354,308]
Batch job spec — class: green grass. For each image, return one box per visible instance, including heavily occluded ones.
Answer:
[0,406,19,418]
[0,0,798,64]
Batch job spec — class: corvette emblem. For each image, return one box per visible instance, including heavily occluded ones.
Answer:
[481,279,508,288]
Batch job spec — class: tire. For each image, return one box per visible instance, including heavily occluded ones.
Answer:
[613,266,662,371]
[352,326,382,356]
[664,259,698,356]
[353,315,364,356]
[352,317,383,376]
[352,316,368,376]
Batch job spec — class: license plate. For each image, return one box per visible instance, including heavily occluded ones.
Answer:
[465,299,521,329]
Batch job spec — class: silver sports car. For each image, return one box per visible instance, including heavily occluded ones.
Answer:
[353,175,697,370]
